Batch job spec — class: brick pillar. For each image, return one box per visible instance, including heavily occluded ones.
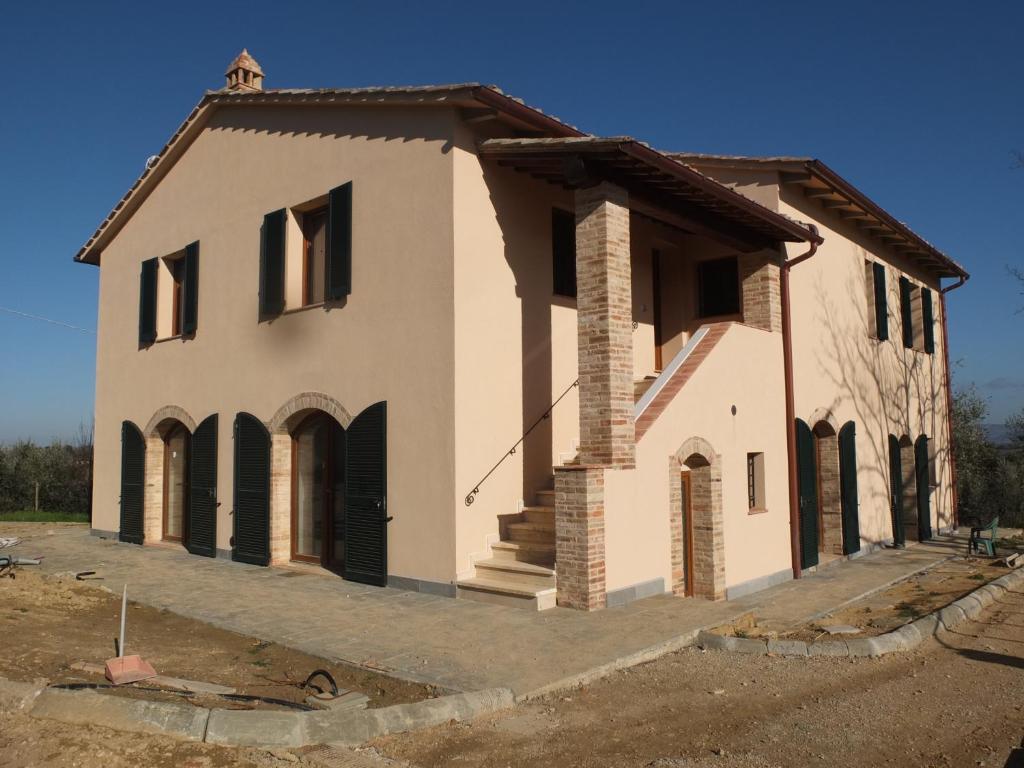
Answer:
[816,434,843,555]
[575,183,634,468]
[739,252,781,332]
[269,432,291,565]
[143,435,164,543]
[554,465,606,611]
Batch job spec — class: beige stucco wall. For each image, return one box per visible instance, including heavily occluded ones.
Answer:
[604,323,790,593]
[92,105,458,584]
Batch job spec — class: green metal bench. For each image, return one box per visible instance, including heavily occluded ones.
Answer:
[968,516,998,557]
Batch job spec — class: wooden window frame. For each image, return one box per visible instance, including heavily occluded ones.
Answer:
[290,411,344,567]
[161,423,189,543]
[302,206,329,307]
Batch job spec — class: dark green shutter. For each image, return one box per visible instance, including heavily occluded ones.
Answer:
[872,262,888,340]
[552,208,577,298]
[921,288,935,354]
[795,419,819,569]
[838,421,861,556]
[259,210,286,317]
[187,414,218,557]
[139,258,158,345]
[119,421,145,544]
[182,241,199,336]
[326,182,352,300]
[232,412,270,565]
[889,435,905,546]
[915,436,932,541]
[899,276,914,348]
[344,401,388,586]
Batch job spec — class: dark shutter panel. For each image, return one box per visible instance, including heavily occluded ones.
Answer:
[888,435,905,546]
[326,182,352,300]
[232,412,270,565]
[344,401,388,586]
[181,241,199,336]
[915,436,933,541]
[838,421,861,556]
[552,208,577,298]
[795,419,819,569]
[899,276,914,348]
[119,421,145,544]
[872,262,888,340]
[139,258,158,345]
[187,414,218,557]
[921,288,935,354]
[259,210,286,317]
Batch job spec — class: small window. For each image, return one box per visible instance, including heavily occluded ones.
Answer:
[155,249,186,340]
[302,207,328,306]
[747,452,766,511]
[552,208,576,298]
[697,257,740,318]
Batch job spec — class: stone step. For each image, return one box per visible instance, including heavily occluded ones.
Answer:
[507,521,555,543]
[535,489,556,505]
[456,576,556,611]
[491,540,555,568]
[522,505,555,524]
[473,557,555,589]
[634,376,658,403]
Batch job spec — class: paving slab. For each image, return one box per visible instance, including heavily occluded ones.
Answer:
[4,525,961,698]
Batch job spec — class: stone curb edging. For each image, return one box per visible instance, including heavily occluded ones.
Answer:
[0,678,513,748]
[697,568,1024,659]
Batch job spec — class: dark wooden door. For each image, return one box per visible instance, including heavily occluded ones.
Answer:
[344,402,388,586]
[681,472,694,597]
[838,421,861,556]
[119,421,145,544]
[796,419,819,569]
[188,414,218,558]
[889,435,906,546]
[233,413,270,566]
[915,435,933,541]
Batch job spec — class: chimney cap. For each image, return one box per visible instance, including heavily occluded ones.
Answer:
[225,48,264,78]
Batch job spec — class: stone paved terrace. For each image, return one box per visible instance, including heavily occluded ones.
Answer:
[3,525,964,698]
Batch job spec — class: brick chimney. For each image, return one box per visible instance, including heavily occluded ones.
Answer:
[225,49,264,92]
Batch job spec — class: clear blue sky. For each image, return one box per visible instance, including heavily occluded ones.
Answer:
[1,1,1021,443]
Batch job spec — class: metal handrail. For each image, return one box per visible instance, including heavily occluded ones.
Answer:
[464,379,579,507]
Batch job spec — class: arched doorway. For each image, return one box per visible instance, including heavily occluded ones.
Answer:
[811,419,843,559]
[915,435,933,541]
[888,434,908,547]
[162,423,190,544]
[291,411,346,572]
[670,437,725,601]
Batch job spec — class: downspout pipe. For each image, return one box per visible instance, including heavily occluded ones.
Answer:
[781,224,820,580]
[940,274,967,528]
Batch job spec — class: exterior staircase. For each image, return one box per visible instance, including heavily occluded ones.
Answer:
[456,486,557,610]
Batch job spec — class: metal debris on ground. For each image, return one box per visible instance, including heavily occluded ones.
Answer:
[0,536,21,549]
[0,554,41,578]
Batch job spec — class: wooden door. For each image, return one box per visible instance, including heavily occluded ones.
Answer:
[232,412,270,566]
[187,415,218,558]
[838,421,861,555]
[681,471,694,597]
[796,419,819,569]
[344,402,388,586]
[915,436,933,541]
[119,421,145,544]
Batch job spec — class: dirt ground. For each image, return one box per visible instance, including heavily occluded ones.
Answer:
[0,559,434,710]
[371,584,1024,768]
[710,556,1010,642]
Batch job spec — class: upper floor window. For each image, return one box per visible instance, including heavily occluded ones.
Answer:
[302,206,328,306]
[138,242,199,347]
[552,208,576,298]
[697,256,740,318]
[865,260,889,340]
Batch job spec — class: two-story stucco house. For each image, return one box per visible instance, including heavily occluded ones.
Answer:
[79,52,967,611]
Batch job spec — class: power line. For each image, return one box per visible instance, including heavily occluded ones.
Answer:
[0,306,95,335]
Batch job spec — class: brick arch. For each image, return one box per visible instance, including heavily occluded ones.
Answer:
[808,407,840,437]
[267,392,353,435]
[143,405,197,437]
[669,436,725,601]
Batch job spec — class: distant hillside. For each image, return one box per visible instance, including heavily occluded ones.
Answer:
[983,423,1013,447]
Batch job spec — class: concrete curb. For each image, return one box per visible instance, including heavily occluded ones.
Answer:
[4,682,514,749]
[697,567,1024,659]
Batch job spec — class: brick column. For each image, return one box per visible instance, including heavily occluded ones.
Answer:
[269,431,291,565]
[554,465,606,611]
[739,252,781,332]
[143,435,164,543]
[575,183,634,468]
